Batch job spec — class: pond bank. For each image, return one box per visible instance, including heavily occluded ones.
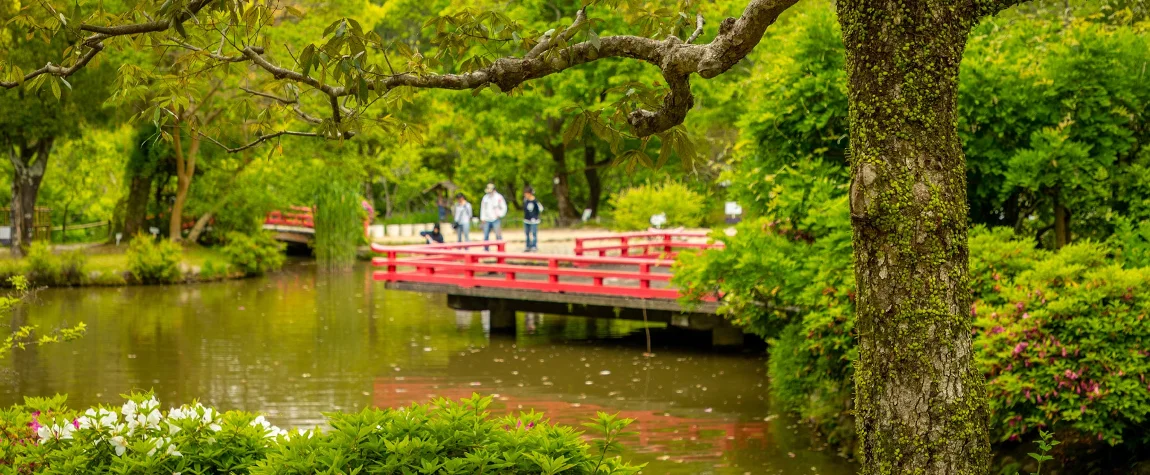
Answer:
[0,242,245,287]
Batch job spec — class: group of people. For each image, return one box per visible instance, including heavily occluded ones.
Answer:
[422,183,543,251]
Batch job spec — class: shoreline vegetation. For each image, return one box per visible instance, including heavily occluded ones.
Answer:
[0,234,287,288]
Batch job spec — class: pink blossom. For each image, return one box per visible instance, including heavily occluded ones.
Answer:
[991,326,1005,335]
[1012,342,1028,357]
[1081,405,1087,413]
[1022,312,1030,319]
[1016,302,1025,311]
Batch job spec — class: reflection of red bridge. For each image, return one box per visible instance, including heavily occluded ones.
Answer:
[372,376,769,461]
[264,207,314,244]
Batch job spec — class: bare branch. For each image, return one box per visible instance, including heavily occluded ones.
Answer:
[0,43,104,88]
[525,7,588,59]
[686,13,705,44]
[199,130,322,153]
[238,86,324,124]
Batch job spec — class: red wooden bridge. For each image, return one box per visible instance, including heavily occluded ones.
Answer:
[371,231,735,340]
[264,207,315,243]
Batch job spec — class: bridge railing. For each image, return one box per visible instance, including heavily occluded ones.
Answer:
[371,242,679,299]
[574,230,722,259]
[265,209,314,228]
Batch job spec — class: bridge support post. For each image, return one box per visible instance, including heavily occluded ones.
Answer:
[711,322,744,348]
[488,300,517,335]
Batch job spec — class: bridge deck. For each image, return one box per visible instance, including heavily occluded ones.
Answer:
[371,231,722,316]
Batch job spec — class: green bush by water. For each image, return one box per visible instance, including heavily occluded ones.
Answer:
[0,393,642,475]
[126,235,182,284]
[24,243,87,286]
[221,232,286,276]
[609,182,704,231]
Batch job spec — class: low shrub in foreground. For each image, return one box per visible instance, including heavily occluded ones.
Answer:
[0,393,642,474]
[220,232,286,276]
[126,235,182,284]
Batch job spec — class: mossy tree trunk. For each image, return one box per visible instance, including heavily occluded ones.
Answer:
[837,0,1019,472]
[8,139,52,257]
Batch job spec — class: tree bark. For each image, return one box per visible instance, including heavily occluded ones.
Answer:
[1053,192,1069,248]
[8,139,53,257]
[839,1,990,473]
[582,142,604,219]
[169,124,202,243]
[123,174,152,238]
[546,142,579,226]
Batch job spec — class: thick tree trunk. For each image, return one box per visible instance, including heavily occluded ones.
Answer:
[1053,193,1069,248]
[8,140,52,257]
[582,143,603,219]
[839,2,989,474]
[123,175,151,238]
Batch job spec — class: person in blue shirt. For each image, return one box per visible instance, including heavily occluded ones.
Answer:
[522,186,543,252]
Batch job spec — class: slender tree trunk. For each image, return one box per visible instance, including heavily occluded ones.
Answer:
[185,211,214,244]
[123,175,151,238]
[582,142,603,219]
[546,143,579,225]
[839,2,989,473]
[61,200,71,240]
[1053,192,1069,248]
[8,140,53,257]
[185,146,255,244]
[380,178,393,218]
[169,124,201,243]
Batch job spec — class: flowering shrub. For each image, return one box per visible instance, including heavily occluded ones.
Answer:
[679,219,1150,456]
[973,241,1150,446]
[0,393,642,474]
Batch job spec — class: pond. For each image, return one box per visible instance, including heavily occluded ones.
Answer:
[1,261,856,474]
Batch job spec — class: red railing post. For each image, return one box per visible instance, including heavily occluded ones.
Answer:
[387,251,397,274]
[497,242,506,264]
[639,263,651,289]
[465,254,476,281]
[548,259,559,285]
[620,237,629,258]
[663,233,672,255]
[574,238,583,257]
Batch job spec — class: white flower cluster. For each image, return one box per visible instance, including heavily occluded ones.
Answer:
[35,396,298,458]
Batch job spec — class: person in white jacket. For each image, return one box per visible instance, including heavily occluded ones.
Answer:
[480,183,507,247]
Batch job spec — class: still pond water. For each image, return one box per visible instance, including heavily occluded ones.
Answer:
[1,262,855,474]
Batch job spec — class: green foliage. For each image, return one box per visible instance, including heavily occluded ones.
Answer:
[0,276,86,359]
[220,232,286,276]
[24,242,87,286]
[126,235,182,284]
[0,393,641,475]
[311,170,365,271]
[609,182,704,231]
[973,238,1150,446]
[199,259,228,281]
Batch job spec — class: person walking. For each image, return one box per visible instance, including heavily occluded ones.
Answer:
[522,186,543,252]
[480,183,507,249]
[453,193,472,242]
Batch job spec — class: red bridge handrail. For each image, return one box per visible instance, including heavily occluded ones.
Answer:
[574,230,722,259]
[371,236,688,300]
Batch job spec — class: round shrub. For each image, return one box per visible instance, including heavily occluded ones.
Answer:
[609,182,705,231]
[126,235,182,284]
[220,232,286,276]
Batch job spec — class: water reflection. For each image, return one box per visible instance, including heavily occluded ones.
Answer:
[0,261,854,474]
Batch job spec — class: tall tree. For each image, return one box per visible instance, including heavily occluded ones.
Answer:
[838,0,1024,472]
[1,0,1034,472]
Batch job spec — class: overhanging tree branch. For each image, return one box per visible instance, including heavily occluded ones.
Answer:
[7,0,799,143]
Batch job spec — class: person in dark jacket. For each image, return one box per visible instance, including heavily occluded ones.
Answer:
[419,224,445,244]
[522,186,543,252]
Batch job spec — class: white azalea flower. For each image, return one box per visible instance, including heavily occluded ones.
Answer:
[58,424,75,440]
[121,400,138,418]
[110,436,127,456]
[209,423,221,432]
[168,407,187,420]
[36,425,52,441]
